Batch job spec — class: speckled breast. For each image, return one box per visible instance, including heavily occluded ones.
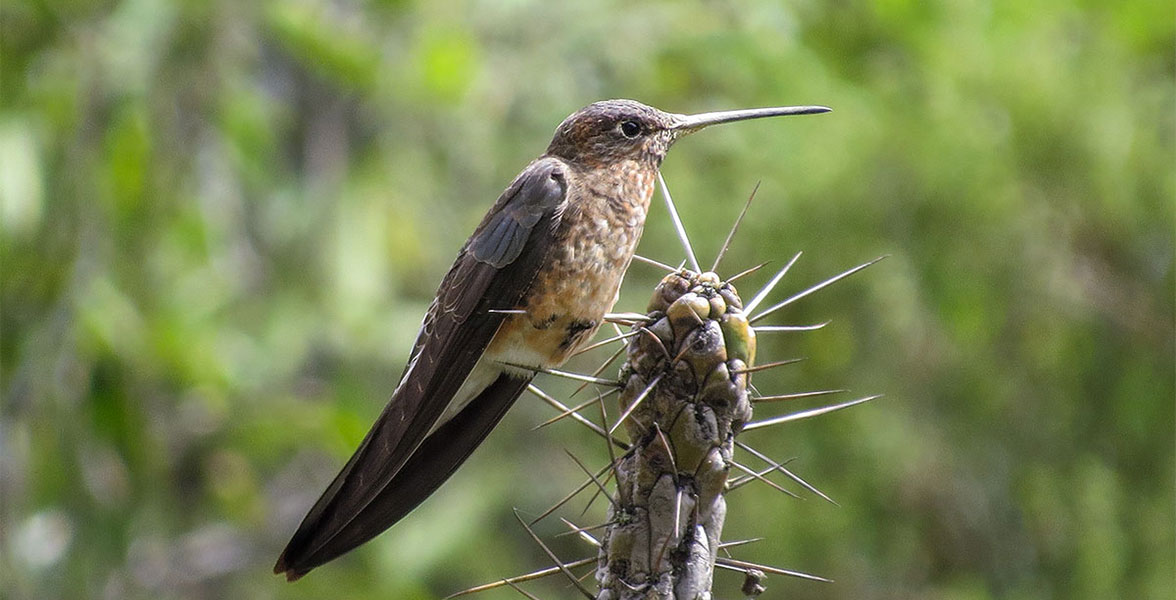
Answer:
[487,161,656,370]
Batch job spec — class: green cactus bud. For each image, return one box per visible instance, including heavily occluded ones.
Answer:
[719,311,756,366]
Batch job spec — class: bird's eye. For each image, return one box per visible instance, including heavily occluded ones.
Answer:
[619,120,642,139]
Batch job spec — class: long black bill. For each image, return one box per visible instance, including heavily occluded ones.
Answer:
[670,105,831,136]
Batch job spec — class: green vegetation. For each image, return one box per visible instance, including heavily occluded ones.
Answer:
[2,1,1172,598]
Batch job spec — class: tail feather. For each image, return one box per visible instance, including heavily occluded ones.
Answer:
[275,373,532,579]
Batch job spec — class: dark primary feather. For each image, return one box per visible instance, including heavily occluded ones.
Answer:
[275,158,568,579]
[280,374,532,573]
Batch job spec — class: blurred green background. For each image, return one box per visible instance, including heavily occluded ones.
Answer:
[2,0,1172,598]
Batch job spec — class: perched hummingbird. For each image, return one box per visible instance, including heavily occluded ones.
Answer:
[275,99,829,580]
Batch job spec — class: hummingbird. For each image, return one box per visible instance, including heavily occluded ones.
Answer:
[274,99,830,580]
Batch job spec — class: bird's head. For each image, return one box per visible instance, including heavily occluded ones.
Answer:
[545,99,830,167]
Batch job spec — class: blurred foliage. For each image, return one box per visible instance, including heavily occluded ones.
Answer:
[1,0,1173,598]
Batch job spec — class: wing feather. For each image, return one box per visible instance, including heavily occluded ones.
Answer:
[276,158,568,578]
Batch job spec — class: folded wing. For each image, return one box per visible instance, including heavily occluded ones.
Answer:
[275,158,568,579]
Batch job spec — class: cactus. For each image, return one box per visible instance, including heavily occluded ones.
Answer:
[595,269,755,600]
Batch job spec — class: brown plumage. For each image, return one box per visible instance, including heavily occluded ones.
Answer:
[274,99,829,580]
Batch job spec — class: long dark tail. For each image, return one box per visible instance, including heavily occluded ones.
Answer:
[274,373,532,580]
